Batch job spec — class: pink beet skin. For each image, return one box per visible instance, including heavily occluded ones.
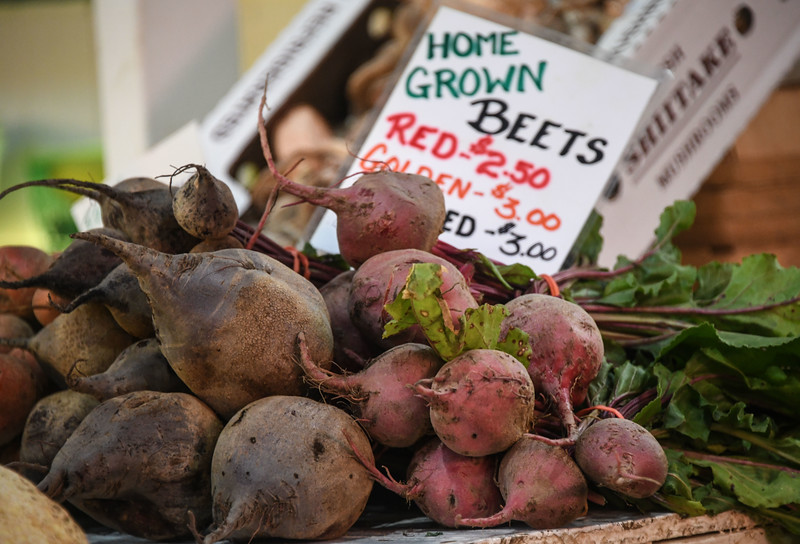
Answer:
[414,349,535,457]
[458,435,589,529]
[277,170,446,268]
[298,335,444,448]
[574,417,668,499]
[502,294,604,440]
[348,249,478,351]
[348,435,502,528]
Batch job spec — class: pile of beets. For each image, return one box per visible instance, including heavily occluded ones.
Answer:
[0,102,669,542]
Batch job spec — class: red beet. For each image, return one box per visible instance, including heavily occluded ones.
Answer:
[318,270,376,371]
[501,293,604,441]
[298,334,443,448]
[0,245,54,319]
[200,395,374,542]
[54,262,154,339]
[458,435,588,529]
[414,348,535,457]
[348,435,502,528]
[574,417,668,499]
[349,249,478,351]
[277,170,446,268]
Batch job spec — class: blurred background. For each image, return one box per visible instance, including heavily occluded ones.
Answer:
[0,0,303,251]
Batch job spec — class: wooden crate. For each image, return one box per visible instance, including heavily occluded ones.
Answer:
[85,509,791,543]
[675,86,800,268]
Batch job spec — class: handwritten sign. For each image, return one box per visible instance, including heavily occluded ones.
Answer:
[309,3,660,274]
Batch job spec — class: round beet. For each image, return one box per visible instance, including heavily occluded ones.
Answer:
[458,436,588,529]
[298,335,443,448]
[171,164,239,241]
[200,395,374,542]
[348,436,503,528]
[318,270,376,370]
[71,232,334,419]
[414,348,535,457]
[575,417,668,499]
[349,248,478,351]
[502,293,604,440]
[276,170,446,268]
[37,391,223,541]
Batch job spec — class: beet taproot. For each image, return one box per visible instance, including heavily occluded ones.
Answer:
[319,269,376,371]
[67,337,187,402]
[255,92,445,268]
[414,348,535,457]
[198,395,374,542]
[0,464,89,544]
[349,248,478,351]
[574,417,668,499]
[0,313,34,353]
[37,390,222,541]
[55,262,154,339]
[457,435,588,529]
[0,350,43,446]
[71,231,334,419]
[18,390,100,483]
[349,435,503,528]
[502,293,604,441]
[31,288,69,326]
[298,334,443,448]
[171,164,239,240]
[0,302,136,388]
[0,245,54,319]
[0,228,126,300]
[0,177,199,253]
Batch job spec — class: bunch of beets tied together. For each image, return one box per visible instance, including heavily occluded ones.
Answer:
[2,91,797,542]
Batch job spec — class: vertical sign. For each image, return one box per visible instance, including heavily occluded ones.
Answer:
[594,0,800,267]
[309,2,660,274]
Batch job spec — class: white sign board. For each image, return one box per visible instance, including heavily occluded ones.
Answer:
[309,2,660,274]
[595,0,800,266]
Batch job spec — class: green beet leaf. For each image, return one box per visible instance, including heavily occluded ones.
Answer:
[383,262,531,364]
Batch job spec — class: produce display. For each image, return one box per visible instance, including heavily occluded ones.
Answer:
[1,2,799,541]
[1,89,798,541]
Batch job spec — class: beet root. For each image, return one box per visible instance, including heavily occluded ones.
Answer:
[574,417,668,499]
[298,335,443,448]
[502,293,604,440]
[199,395,374,543]
[319,270,376,371]
[72,231,334,419]
[0,302,137,388]
[0,350,43,447]
[67,337,187,402]
[0,228,127,300]
[0,313,35,353]
[0,177,200,253]
[277,169,446,268]
[349,248,478,351]
[0,245,54,319]
[349,435,502,528]
[37,391,222,541]
[458,436,588,529]
[19,390,100,483]
[414,348,535,457]
[55,262,154,339]
[171,164,239,240]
